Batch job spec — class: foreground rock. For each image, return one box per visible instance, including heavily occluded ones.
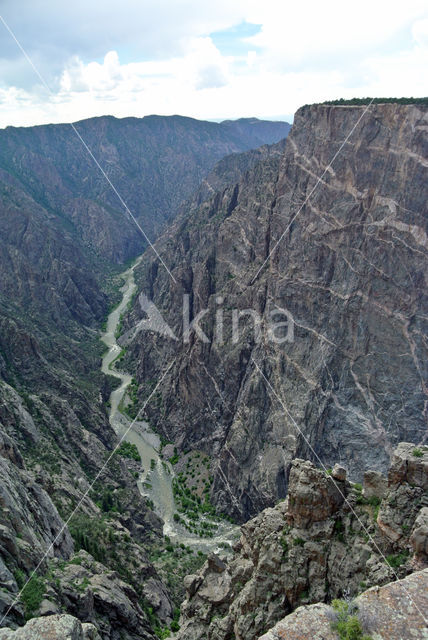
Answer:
[0,614,100,640]
[259,569,428,640]
[176,443,428,640]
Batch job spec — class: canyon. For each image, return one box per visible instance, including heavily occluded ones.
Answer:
[0,103,427,639]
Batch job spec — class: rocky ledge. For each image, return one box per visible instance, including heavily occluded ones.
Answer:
[176,442,428,640]
[259,568,428,640]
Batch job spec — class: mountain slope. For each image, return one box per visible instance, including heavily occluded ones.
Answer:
[121,103,428,521]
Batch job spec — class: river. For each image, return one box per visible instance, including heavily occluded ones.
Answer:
[101,257,238,551]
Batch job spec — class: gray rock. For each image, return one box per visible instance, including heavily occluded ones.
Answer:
[363,470,387,499]
[331,464,347,482]
[259,569,428,640]
[38,599,59,616]
[410,507,428,559]
[0,614,84,639]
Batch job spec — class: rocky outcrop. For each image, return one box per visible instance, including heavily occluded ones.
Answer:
[0,614,100,639]
[259,569,428,640]
[0,387,169,636]
[123,102,428,521]
[175,443,427,640]
[43,551,158,640]
[0,422,73,626]
[377,443,428,549]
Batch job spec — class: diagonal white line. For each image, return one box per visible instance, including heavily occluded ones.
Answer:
[0,14,177,284]
[0,359,175,627]
[249,99,375,285]
[251,356,428,625]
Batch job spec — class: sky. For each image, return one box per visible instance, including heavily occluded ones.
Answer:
[0,0,427,128]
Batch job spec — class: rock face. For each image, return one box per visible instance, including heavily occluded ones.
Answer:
[175,443,428,640]
[123,102,428,521]
[259,569,428,640]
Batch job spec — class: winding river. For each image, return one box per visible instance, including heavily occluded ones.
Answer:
[101,257,238,551]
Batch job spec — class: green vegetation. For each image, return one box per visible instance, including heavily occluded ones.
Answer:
[168,447,180,465]
[355,489,382,523]
[69,514,111,563]
[412,448,423,457]
[334,518,345,543]
[279,533,289,556]
[116,440,141,462]
[168,452,233,537]
[386,549,409,568]
[114,288,138,340]
[108,347,127,370]
[320,96,428,106]
[14,571,45,619]
[121,377,139,419]
[330,599,372,639]
[293,537,305,546]
[151,540,206,607]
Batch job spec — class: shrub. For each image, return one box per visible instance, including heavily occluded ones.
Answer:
[330,599,372,639]
[20,575,45,619]
[69,515,107,563]
[412,448,423,457]
[386,550,409,568]
[116,441,141,462]
[293,537,305,546]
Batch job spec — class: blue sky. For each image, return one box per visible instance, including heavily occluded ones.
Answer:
[0,0,427,127]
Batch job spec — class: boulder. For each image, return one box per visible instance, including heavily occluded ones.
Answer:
[0,614,99,639]
[363,470,387,499]
[258,569,428,640]
[331,464,347,482]
[287,460,344,528]
[388,443,428,490]
[410,507,428,560]
[257,603,335,640]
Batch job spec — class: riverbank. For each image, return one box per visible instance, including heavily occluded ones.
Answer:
[100,257,239,552]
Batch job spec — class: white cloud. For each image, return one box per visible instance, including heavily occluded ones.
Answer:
[412,17,428,47]
[0,0,427,127]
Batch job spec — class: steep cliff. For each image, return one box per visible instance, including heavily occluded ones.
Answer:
[122,103,428,521]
